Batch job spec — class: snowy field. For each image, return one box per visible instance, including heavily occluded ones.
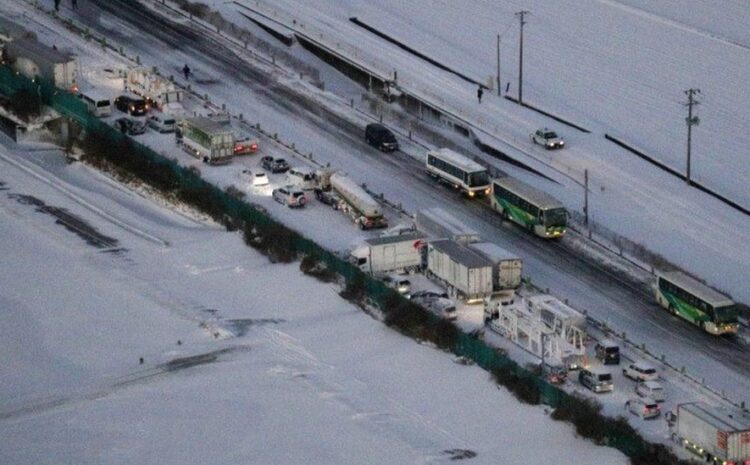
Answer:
[0,142,627,464]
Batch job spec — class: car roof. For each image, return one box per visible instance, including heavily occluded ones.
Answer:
[632,361,656,369]
[597,339,619,348]
[641,380,663,389]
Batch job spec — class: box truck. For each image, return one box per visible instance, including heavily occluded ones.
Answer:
[426,239,493,302]
[350,233,425,275]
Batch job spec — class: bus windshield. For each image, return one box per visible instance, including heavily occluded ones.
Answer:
[713,305,739,323]
[467,171,489,187]
[544,208,567,227]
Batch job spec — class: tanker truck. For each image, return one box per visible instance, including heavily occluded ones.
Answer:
[314,171,388,230]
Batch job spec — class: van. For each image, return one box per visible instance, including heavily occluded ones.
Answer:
[365,123,398,152]
[635,380,665,402]
[78,92,112,117]
[147,114,176,133]
[623,361,658,382]
[595,340,620,365]
[286,167,317,190]
[578,368,613,393]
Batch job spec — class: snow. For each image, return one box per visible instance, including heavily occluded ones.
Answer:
[2,0,750,461]
[0,141,627,464]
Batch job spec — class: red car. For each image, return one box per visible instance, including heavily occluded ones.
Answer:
[233,137,259,155]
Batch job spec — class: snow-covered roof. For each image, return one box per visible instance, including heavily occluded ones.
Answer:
[492,177,565,211]
[427,148,486,173]
[658,271,733,307]
[429,239,492,269]
[7,37,76,64]
[468,242,520,263]
[365,232,423,246]
[183,116,233,135]
[680,402,750,433]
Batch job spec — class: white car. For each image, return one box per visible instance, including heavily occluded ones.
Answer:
[623,361,658,382]
[635,380,665,402]
[147,114,176,133]
[240,169,269,187]
[382,274,411,295]
[626,396,661,420]
[531,128,565,149]
[272,185,307,208]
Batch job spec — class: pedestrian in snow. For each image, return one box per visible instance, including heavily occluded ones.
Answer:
[71,0,77,9]
[54,0,60,12]
[182,64,191,81]
[477,86,484,103]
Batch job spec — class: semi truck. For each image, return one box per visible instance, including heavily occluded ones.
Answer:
[315,171,388,230]
[350,233,425,275]
[426,239,493,302]
[126,67,183,110]
[467,242,523,290]
[668,402,750,464]
[177,117,235,165]
[415,207,480,244]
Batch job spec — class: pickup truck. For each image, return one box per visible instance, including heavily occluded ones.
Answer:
[531,128,565,149]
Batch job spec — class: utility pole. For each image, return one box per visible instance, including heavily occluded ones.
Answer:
[515,10,530,103]
[683,88,701,185]
[583,169,589,226]
[496,34,501,96]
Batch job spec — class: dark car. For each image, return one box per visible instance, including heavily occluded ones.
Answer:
[114,95,149,116]
[114,117,146,136]
[260,155,290,173]
[365,123,398,152]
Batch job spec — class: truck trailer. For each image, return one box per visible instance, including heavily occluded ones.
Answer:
[669,402,750,464]
[415,207,480,244]
[468,241,522,290]
[316,171,388,230]
[126,67,183,110]
[178,117,235,165]
[350,233,425,275]
[426,239,493,302]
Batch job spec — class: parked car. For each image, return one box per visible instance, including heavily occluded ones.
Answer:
[542,362,568,385]
[261,156,290,173]
[409,290,449,300]
[595,340,620,365]
[272,185,306,208]
[382,274,411,295]
[147,114,176,133]
[114,94,149,116]
[578,368,613,393]
[114,117,146,135]
[623,361,658,382]
[635,380,666,402]
[365,123,399,152]
[287,167,317,190]
[240,169,269,187]
[531,128,564,149]
[234,137,259,155]
[314,187,341,208]
[626,396,661,420]
[411,293,456,320]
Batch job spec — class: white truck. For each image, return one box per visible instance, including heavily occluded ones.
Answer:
[315,171,388,230]
[668,402,750,464]
[415,207,480,244]
[177,117,235,165]
[426,239,493,302]
[467,242,522,290]
[126,67,183,110]
[350,232,425,275]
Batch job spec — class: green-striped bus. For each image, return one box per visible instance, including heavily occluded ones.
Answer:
[655,271,739,336]
[490,177,567,238]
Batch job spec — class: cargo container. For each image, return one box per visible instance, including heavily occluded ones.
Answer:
[669,402,750,463]
[426,239,493,302]
[415,207,480,244]
[467,241,522,290]
[177,117,235,165]
[350,233,425,275]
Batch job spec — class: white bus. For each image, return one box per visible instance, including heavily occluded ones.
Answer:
[77,88,112,117]
[425,148,490,197]
[655,271,739,336]
[491,177,567,238]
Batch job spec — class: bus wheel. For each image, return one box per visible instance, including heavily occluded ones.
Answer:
[668,304,676,316]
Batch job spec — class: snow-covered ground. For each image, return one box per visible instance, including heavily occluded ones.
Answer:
[0,141,628,465]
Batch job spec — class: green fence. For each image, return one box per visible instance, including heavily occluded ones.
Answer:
[0,65,653,460]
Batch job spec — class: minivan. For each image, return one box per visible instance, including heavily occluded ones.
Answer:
[286,167,317,190]
[635,380,665,402]
[78,92,112,117]
[595,340,620,365]
[147,114,176,133]
[365,123,399,152]
[579,368,613,393]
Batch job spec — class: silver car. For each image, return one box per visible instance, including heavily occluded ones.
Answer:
[272,185,307,208]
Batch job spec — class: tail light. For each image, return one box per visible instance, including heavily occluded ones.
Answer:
[250,143,258,151]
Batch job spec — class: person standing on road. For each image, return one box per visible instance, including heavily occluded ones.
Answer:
[477,85,484,103]
[72,0,77,9]
[54,0,60,11]
[183,64,191,81]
